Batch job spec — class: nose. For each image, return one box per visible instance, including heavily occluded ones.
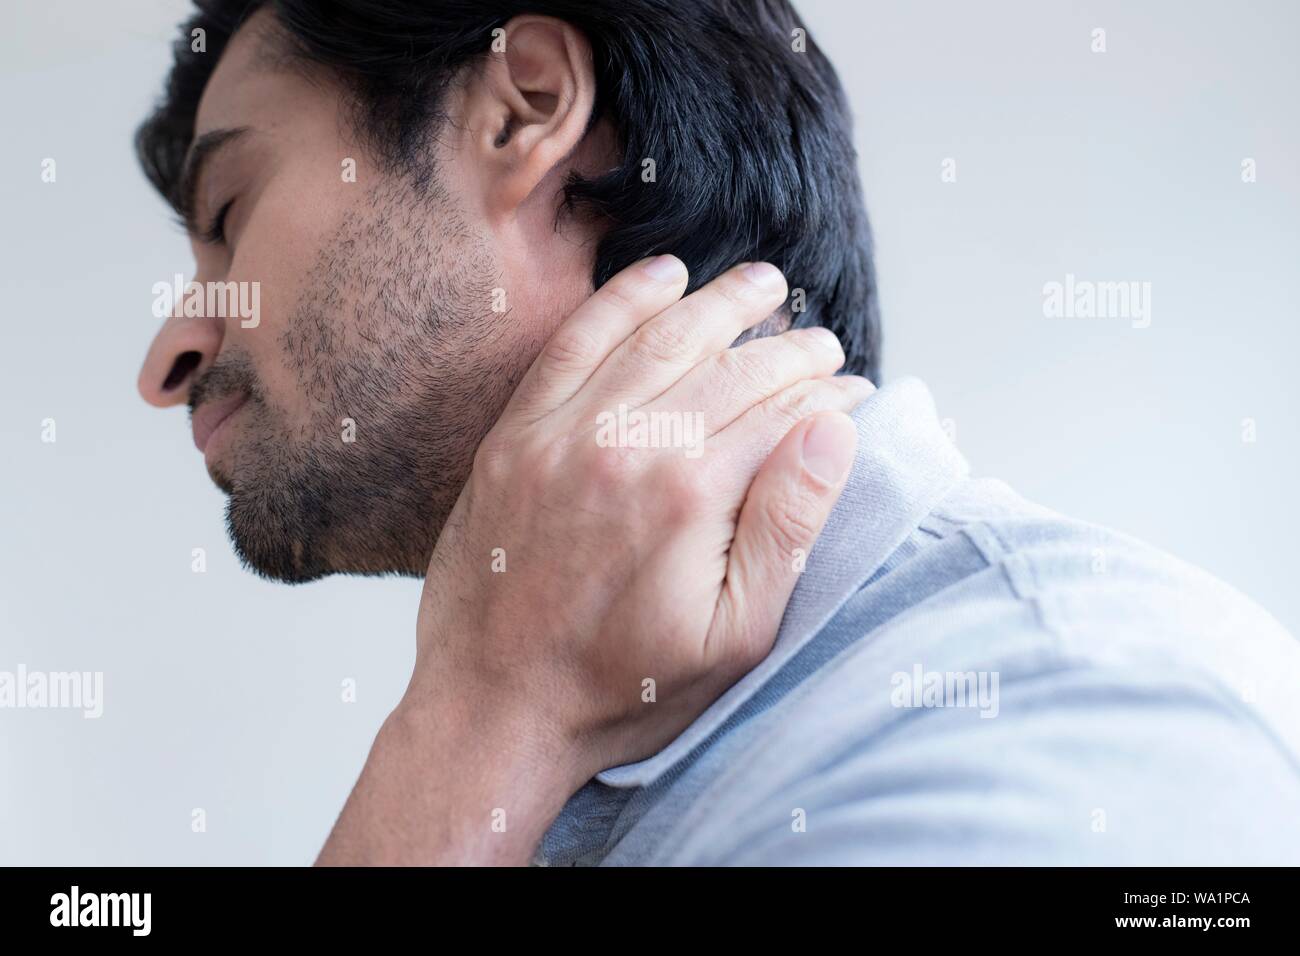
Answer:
[137,311,226,408]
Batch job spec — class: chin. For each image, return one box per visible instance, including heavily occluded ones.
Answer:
[225,500,429,584]
[223,493,326,584]
[208,466,235,496]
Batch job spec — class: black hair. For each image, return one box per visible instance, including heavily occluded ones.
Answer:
[137,0,881,379]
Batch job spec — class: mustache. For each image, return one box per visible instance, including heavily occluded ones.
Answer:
[188,354,260,416]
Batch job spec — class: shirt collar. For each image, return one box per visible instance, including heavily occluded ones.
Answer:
[594,376,970,788]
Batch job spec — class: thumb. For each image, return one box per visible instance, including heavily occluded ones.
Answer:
[711,410,858,664]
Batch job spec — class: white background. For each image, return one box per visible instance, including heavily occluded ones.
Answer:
[2,0,1296,863]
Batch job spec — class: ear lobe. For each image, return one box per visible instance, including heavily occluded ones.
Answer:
[474,16,596,216]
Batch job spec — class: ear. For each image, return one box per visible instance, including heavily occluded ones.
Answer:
[465,16,597,219]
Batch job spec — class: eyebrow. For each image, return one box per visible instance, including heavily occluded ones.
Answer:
[177,126,250,235]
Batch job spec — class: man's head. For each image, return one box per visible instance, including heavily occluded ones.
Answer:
[136,0,879,583]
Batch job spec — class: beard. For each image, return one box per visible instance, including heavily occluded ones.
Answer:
[188,177,522,583]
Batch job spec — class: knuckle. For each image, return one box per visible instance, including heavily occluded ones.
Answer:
[532,433,574,479]
[598,275,645,314]
[764,491,820,554]
[659,461,710,524]
[630,319,696,365]
[472,429,506,468]
[472,432,514,486]
[588,440,641,489]
[714,271,756,307]
[718,345,778,394]
[543,325,603,371]
[768,379,826,423]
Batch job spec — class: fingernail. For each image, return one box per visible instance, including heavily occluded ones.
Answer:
[801,413,856,484]
[742,261,784,289]
[845,374,877,396]
[808,327,843,354]
[643,255,687,282]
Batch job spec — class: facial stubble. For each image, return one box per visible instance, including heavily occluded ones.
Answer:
[200,177,519,583]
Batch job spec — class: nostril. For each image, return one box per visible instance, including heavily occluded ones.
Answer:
[162,351,202,392]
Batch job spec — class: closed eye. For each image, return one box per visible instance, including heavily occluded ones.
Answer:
[201,199,235,246]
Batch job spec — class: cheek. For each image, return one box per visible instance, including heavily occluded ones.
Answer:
[221,190,341,424]
[230,175,341,317]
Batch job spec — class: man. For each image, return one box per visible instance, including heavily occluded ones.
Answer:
[137,1,1300,865]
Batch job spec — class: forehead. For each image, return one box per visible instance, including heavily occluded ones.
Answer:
[194,8,335,139]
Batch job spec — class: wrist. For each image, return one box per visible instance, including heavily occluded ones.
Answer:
[317,684,588,866]
[394,684,587,789]
[383,682,587,856]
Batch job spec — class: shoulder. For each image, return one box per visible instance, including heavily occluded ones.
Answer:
[654,479,1300,864]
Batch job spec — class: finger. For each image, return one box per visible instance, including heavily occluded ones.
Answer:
[706,374,875,484]
[574,261,790,411]
[708,411,858,664]
[501,255,689,428]
[641,325,846,439]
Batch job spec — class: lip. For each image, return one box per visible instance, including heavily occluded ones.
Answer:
[192,392,249,454]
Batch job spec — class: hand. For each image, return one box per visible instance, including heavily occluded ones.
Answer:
[317,256,873,865]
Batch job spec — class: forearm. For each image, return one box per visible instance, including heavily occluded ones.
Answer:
[316,694,583,866]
